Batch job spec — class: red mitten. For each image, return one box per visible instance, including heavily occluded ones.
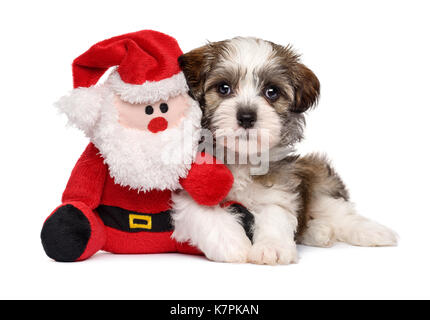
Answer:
[180,152,233,206]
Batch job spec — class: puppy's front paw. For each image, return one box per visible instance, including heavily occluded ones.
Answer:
[248,242,298,265]
[205,232,252,263]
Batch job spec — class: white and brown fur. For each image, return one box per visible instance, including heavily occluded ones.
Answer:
[171,37,397,265]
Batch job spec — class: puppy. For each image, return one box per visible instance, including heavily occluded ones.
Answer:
[172,37,397,265]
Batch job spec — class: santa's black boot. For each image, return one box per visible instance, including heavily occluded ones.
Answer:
[41,202,106,262]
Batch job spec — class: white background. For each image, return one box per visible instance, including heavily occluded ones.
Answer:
[1,0,429,300]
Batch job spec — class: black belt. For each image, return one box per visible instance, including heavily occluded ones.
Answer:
[97,205,173,233]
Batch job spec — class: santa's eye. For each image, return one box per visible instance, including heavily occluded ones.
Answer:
[160,103,169,113]
[145,105,154,115]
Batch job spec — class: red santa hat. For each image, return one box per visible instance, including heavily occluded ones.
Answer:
[56,30,190,133]
[74,30,188,103]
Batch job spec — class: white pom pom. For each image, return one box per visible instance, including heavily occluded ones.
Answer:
[55,86,107,135]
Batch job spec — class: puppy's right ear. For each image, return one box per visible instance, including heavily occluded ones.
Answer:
[178,45,211,104]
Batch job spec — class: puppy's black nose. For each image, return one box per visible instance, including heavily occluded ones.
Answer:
[237,109,257,129]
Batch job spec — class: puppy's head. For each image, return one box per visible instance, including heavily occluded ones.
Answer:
[179,37,320,155]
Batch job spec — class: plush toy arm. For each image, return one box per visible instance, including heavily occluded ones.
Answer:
[62,143,107,209]
[180,152,233,206]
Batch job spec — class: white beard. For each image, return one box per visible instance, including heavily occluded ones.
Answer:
[90,91,202,192]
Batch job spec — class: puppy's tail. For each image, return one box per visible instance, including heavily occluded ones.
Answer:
[299,195,398,247]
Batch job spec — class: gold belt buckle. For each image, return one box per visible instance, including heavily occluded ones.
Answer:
[129,214,152,230]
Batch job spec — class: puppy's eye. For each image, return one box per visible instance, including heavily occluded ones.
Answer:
[264,86,280,101]
[217,82,232,96]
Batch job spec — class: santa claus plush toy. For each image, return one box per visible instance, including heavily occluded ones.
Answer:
[41,30,234,262]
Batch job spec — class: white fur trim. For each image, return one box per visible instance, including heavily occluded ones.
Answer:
[55,86,108,136]
[106,71,189,104]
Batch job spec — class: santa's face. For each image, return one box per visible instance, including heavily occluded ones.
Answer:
[57,68,203,192]
[87,91,202,192]
[114,94,191,133]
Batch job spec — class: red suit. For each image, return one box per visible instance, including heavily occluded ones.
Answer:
[41,143,233,261]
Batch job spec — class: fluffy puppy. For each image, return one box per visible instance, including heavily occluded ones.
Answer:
[172,37,397,265]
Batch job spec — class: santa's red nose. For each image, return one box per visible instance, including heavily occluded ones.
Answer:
[148,117,168,133]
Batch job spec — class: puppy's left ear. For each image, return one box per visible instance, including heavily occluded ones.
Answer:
[291,64,320,113]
